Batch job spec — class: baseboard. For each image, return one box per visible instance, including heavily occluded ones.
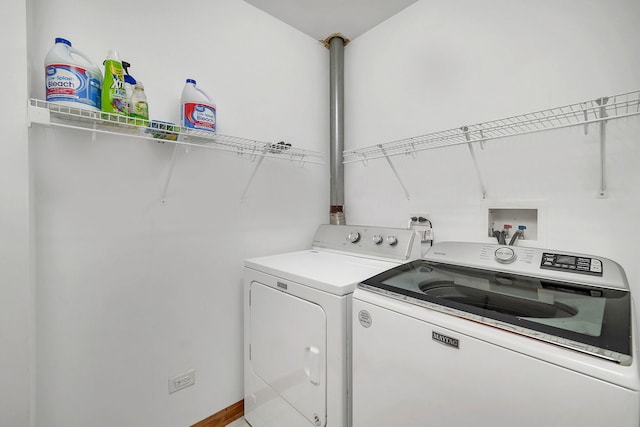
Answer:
[191,399,244,427]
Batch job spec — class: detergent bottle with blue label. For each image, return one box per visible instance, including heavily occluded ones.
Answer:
[181,79,216,132]
[45,37,102,112]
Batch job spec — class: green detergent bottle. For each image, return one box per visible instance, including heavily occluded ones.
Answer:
[101,49,127,117]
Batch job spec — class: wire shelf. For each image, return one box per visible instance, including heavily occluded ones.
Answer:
[343,90,640,164]
[28,99,324,165]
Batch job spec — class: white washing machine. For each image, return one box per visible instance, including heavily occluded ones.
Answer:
[352,241,640,427]
[243,224,421,427]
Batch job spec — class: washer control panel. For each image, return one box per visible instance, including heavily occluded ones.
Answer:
[425,242,625,289]
[540,252,603,276]
[494,247,516,264]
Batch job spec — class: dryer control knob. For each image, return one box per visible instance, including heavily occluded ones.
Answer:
[372,235,383,245]
[347,231,361,243]
[386,235,398,246]
[495,247,516,263]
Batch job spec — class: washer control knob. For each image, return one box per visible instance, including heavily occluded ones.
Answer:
[495,247,517,264]
[347,231,361,243]
[386,235,398,246]
[372,235,384,245]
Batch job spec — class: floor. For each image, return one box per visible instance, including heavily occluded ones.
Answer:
[225,418,250,427]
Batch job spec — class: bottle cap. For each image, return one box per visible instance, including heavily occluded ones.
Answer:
[55,37,71,46]
[106,49,120,60]
[121,61,137,84]
[186,78,196,84]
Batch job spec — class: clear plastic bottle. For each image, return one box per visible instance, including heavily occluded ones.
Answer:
[121,61,137,114]
[44,37,102,111]
[129,82,149,125]
[181,78,216,132]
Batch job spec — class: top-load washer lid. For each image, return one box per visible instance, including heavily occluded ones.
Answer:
[245,250,401,296]
[358,242,632,365]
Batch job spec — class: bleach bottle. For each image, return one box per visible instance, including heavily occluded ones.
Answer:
[101,49,127,116]
[181,79,216,132]
[45,37,102,112]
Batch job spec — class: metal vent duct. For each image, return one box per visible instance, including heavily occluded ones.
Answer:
[326,34,347,225]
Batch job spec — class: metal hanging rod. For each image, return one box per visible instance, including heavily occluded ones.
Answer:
[28,98,324,165]
[343,89,640,164]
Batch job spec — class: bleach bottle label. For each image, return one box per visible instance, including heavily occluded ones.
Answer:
[46,64,101,109]
[183,102,216,132]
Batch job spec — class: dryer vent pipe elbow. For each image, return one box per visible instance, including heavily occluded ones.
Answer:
[330,205,345,225]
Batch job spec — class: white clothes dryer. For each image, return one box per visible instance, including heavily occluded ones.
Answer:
[243,224,421,427]
[352,241,639,427]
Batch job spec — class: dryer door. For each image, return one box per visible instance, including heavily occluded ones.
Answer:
[250,281,326,427]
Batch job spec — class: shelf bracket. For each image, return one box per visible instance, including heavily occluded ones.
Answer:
[28,101,51,127]
[379,145,410,200]
[408,142,417,158]
[596,97,609,198]
[462,126,488,199]
[582,103,589,135]
[241,149,267,202]
[160,145,180,205]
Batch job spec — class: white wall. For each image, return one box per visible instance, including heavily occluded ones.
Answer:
[0,0,31,426]
[28,1,328,426]
[22,0,640,425]
[345,0,640,288]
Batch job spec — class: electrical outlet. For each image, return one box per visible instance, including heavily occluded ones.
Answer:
[424,228,434,241]
[409,213,432,242]
[409,212,430,224]
[168,369,195,394]
[409,213,430,227]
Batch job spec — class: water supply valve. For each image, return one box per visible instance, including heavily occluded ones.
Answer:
[518,225,527,239]
[503,224,512,239]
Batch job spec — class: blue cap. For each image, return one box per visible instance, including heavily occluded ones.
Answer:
[518,225,527,230]
[55,37,71,46]
[186,79,196,84]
